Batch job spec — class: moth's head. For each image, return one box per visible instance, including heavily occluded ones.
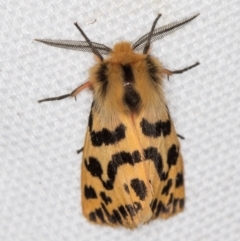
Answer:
[106,42,146,65]
[113,42,132,53]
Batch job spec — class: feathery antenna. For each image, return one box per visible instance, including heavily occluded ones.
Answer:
[143,14,162,54]
[133,13,200,51]
[74,22,103,61]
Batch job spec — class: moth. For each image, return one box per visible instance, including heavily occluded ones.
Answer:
[37,13,199,229]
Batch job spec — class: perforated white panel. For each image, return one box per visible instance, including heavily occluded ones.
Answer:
[1,0,240,240]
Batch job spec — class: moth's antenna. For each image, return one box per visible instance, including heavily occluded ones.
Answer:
[143,14,162,54]
[133,13,199,51]
[74,22,103,61]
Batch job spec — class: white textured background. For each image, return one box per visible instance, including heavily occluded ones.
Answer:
[1,0,240,240]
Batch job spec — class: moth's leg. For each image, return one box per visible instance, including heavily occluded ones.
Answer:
[38,81,91,103]
[177,134,185,140]
[163,62,199,79]
[77,147,83,154]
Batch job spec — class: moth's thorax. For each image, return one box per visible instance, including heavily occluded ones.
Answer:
[108,42,146,65]
[89,41,165,117]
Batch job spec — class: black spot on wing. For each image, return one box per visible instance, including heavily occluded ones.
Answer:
[150,199,158,213]
[96,63,108,96]
[84,185,97,199]
[100,191,112,205]
[95,208,106,223]
[172,198,184,213]
[125,204,135,219]
[179,199,185,209]
[91,124,126,146]
[85,157,103,177]
[160,171,169,181]
[130,178,147,201]
[88,109,126,146]
[118,205,128,220]
[140,118,171,137]
[161,179,173,196]
[144,147,163,179]
[167,145,179,168]
[167,193,173,205]
[132,150,142,162]
[152,196,184,218]
[146,55,160,83]
[173,198,179,213]
[112,210,122,225]
[155,200,170,216]
[176,172,184,188]
[124,184,130,194]
[89,212,97,222]
[101,203,123,225]
[125,202,142,219]
[85,150,141,190]
[107,151,142,189]
[85,146,180,192]
[89,202,142,225]
[144,147,174,182]
[103,202,142,224]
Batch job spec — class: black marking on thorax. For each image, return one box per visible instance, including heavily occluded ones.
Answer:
[146,55,160,83]
[122,64,141,112]
[122,64,134,83]
[96,63,108,96]
[88,108,126,146]
[123,84,141,112]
